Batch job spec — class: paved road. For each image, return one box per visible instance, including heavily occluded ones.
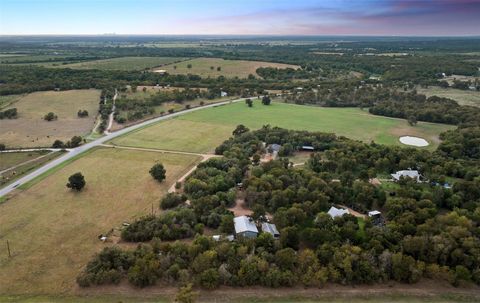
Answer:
[0,97,246,197]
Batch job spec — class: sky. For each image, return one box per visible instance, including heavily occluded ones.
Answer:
[0,0,479,36]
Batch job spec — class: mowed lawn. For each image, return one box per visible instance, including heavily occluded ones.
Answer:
[0,147,201,294]
[0,89,100,148]
[111,100,454,153]
[157,57,300,78]
[416,86,480,107]
[59,56,186,71]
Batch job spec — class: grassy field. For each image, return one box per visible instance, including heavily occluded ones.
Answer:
[59,56,186,71]
[416,86,480,107]
[0,89,100,148]
[0,151,65,188]
[0,94,23,109]
[0,147,201,294]
[111,100,454,153]
[157,57,300,78]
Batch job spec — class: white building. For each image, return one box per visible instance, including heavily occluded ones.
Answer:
[391,170,420,182]
[327,206,349,219]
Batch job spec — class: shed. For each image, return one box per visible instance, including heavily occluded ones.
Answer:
[327,206,349,219]
[261,222,280,238]
[301,145,314,151]
[234,216,258,238]
[269,144,281,153]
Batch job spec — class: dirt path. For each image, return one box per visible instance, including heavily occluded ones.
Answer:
[168,154,220,193]
[104,89,118,135]
[338,204,366,219]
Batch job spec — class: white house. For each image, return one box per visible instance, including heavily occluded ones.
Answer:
[327,206,349,219]
[391,170,420,182]
[221,91,228,97]
[234,216,258,238]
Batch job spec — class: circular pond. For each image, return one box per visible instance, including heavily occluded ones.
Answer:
[399,136,429,147]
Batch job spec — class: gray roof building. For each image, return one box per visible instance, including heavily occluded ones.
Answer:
[261,222,280,238]
[234,216,258,238]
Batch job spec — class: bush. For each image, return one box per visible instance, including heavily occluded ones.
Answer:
[0,108,17,119]
[77,109,89,117]
[160,193,187,209]
[44,112,57,121]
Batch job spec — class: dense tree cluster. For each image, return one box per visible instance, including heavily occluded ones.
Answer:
[80,124,480,289]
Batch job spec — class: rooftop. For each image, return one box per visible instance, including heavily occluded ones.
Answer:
[234,216,258,234]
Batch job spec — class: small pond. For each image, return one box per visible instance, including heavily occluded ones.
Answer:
[399,136,429,147]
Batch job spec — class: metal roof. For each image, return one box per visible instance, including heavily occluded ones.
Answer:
[261,222,280,236]
[327,206,349,218]
[391,170,420,181]
[234,216,258,234]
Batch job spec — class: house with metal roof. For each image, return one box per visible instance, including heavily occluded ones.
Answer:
[391,170,420,182]
[234,216,258,238]
[327,206,349,219]
[261,222,280,238]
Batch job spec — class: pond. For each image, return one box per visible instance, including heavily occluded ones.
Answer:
[399,136,429,147]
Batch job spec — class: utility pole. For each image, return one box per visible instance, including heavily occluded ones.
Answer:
[6,240,11,258]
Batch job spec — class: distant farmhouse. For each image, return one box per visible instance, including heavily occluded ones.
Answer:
[234,215,258,238]
[327,206,350,219]
[391,170,421,182]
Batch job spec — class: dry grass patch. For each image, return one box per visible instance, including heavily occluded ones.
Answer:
[0,90,100,148]
[157,57,300,78]
[416,86,480,107]
[0,147,201,294]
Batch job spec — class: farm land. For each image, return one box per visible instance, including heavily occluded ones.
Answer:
[157,57,300,78]
[0,147,201,294]
[111,100,454,153]
[0,90,101,148]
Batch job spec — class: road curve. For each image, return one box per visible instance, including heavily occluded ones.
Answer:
[0,97,247,197]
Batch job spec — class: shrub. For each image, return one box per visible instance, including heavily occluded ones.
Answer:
[150,163,166,182]
[66,172,86,191]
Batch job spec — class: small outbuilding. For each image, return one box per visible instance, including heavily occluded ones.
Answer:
[261,222,280,238]
[301,145,314,151]
[327,206,349,219]
[391,170,420,182]
[234,215,258,238]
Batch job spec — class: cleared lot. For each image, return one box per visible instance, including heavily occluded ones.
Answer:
[417,86,480,107]
[157,57,300,78]
[59,56,186,71]
[0,147,201,294]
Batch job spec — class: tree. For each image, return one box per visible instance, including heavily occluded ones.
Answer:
[150,163,166,182]
[67,136,83,148]
[66,172,86,191]
[77,110,89,117]
[44,112,57,121]
[245,98,253,107]
[52,140,65,148]
[232,124,249,136]
[262,95,271,105]
[252,153,261,165]
[0,143,5,151]
[199,268,220,289]
[175,283,198,303]
[187,64,192,69]
[217,66,221,71]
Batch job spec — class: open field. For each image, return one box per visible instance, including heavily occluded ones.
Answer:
[0,90,100,148]
[0,151,51,171]
[416,86,480,107]
[0,151,65,188]
[157,57,300,78]
[111,118,234,153]
[58,56,187,71]
[110,100,453,153]
[0,147,201,294]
